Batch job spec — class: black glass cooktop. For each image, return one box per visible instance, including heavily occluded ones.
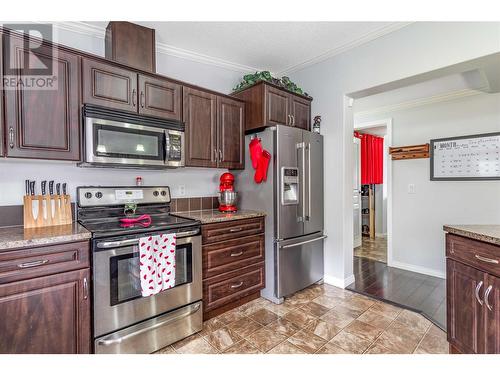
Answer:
[79,213,199,238]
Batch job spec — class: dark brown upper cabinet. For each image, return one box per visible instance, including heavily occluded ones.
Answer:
[105,22,156,73]
[232,81,312,133]
[82,58,138,112]
[138,75,181,121]
[0,268,91,354]
[183,87,218,168]
[3,34,81,161]
[217,97,245,169]
[265,84,290,126]
[290,94,311,130]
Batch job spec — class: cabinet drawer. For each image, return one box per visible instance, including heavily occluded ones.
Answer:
[446,234,500,277]
[0,241,90,284]
[203,262,265,312]
[202,217,265,244]
[203,234,264,278]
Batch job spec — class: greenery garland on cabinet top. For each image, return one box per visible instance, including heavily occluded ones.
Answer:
[233,71,311,98]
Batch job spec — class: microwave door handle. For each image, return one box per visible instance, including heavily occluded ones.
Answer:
[164,131,169,164]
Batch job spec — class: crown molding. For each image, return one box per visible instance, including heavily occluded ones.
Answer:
[354,88,485,118]
[50,21,259,73]
[277,22,414,76]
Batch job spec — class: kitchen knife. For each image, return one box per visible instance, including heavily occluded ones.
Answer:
[30,181,36,196]
[56,183,61,195]
[25,180,30,195]
[49,181,54,196]
[62,183,67,195]
[41,181,47,195]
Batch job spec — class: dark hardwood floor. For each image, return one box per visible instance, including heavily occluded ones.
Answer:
[347,256,446,330]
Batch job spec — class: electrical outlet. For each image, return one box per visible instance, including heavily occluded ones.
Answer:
[408,184,416,194]
[178,185,186,196]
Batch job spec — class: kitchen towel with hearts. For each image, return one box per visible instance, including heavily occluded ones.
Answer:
[139,233,176,297]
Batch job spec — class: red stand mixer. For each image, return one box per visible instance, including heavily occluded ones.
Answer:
[218,172,238,212]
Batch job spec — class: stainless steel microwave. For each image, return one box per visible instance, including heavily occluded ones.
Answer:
[81,105,185,169]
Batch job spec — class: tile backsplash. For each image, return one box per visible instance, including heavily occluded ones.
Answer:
[170,196,219,212]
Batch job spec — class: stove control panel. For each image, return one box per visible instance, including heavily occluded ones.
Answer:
[77,186,171,207]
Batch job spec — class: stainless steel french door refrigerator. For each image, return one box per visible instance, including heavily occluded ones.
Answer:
[235,125,325,304]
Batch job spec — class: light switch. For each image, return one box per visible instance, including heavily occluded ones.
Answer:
[408,184,416,194]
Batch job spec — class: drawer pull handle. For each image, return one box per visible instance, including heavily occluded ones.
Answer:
[484,285,493,311]
[230,251,244,257]
[475,281,484,306]
[230,281,243,289]
[83,277,89,300]
[475,255,499,264]
[17,259,49,268]
[229,228,243,233]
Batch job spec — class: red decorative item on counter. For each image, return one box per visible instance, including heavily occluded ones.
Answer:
[218,172,238,212]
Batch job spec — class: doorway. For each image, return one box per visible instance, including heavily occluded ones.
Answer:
[353,121,390,264]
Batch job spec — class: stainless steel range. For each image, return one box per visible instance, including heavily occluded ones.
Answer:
[77,186,202,354]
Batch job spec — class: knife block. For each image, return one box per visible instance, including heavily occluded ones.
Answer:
[23,194,72,228]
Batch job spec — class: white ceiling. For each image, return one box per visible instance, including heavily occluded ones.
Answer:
[77,21,409,74]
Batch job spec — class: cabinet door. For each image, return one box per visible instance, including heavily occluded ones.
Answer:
[0,268,91,354]
[265,85,290,125]
[485,274,499,354]
[217,96,244,169]
[82,58,137,112]
[290,95,311,130]
[183,87,217,168]
[447,259,485,354]
[3,36,81,160]
[138,74,181,121]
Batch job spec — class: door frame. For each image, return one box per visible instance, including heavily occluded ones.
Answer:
[353,118,393,266]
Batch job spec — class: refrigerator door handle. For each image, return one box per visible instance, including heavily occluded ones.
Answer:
[299,141,306,222]
[280,235,328,249]
[306,142,311,221]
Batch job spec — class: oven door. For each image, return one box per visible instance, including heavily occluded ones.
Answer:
[93,228,202,337]
[85,117,167,167]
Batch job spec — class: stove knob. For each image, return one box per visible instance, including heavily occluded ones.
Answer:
[84,192,93,199]
[95,192,103,199]
[153,191,159,197]
[161,191,167,196]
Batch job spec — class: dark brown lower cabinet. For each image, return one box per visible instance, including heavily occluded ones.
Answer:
[446,233,500,354]
[202,217,265,320]
[0,268,91,354]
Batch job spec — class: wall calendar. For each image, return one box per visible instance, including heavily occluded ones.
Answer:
[430,132,500,181]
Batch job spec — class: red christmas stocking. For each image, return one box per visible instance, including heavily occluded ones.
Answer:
[254,150,271,183]
[249,137,263,169]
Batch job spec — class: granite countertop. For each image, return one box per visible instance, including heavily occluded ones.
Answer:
[443,225,500,246]
[173,209,266,224]
[0,223,91,251]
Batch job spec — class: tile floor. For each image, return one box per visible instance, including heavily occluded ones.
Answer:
[354,237,387,263]
[154,283,449,354]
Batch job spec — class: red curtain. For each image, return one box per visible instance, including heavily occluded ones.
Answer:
[354,132,383,184]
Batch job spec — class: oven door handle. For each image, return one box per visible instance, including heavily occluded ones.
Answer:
[96,302,202,347]
[96,229,200,249]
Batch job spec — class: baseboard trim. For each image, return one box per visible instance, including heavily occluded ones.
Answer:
[390,260,445,279]
[324,274,355,289]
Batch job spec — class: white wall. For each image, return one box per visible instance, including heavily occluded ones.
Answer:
[355,93,500,277]
[289,22,500,287]
[0,24,246,207]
